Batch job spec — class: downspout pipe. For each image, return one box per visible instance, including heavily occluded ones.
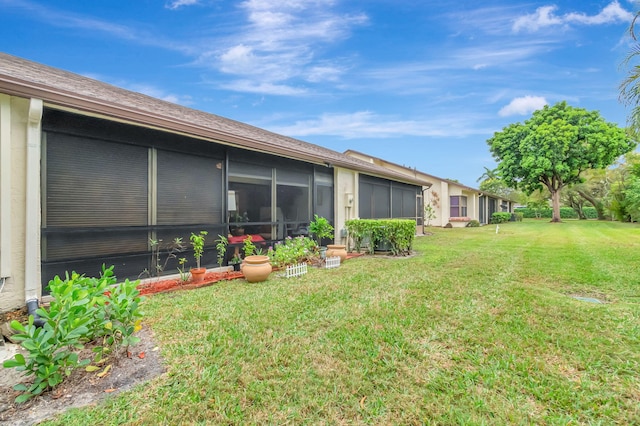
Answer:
[26,298,45,327]
[25,98,44,326]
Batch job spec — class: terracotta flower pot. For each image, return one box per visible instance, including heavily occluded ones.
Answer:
[190,267,206,283]
[326,244,347,263]
[242,255,272,283]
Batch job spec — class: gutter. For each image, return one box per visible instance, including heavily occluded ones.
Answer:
[24,98,44,326]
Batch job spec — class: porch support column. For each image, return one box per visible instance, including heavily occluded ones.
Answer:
[0,95,11,278]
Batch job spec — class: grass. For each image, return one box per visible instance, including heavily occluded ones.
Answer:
[43,220,640,425]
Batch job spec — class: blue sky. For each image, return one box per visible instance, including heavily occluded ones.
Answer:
[1,0,637,187]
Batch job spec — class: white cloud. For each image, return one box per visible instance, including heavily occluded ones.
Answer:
[498,96,547,117]
[513,5,563,33]
[220,80,307,96]
[267,111,494,139]
[305,64,345,82]
[200,0,367,94]
[165,0,199,10]
[565,2,633,25]
[512,1,633,33]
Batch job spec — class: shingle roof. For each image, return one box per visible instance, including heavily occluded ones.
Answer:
[0,52,430,186]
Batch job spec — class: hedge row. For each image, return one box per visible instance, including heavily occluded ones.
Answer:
[514,206,598,219]
[344,219,415,255]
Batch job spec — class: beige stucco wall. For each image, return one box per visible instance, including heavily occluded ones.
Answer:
[333,167,357,245]
[0,94,30,313]
[464,190,478,222]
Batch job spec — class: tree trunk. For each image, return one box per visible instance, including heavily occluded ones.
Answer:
[551,190,562,222]
[576,190,606,220]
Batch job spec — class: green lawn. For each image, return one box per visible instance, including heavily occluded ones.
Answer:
[45,220,640,425]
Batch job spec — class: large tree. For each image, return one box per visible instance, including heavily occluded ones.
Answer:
[487,102,635,222]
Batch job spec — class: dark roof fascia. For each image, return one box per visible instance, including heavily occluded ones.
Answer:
[478,191,518,203]
[345,149,481,191]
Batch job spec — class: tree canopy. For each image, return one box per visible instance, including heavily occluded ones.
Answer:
[476,167,520,200]
[487,101,636,222]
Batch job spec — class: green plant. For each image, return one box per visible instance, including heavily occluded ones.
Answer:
[514,212,524,222]
[190,231,208,269]
[491,212,512,224]
[309,215,334,245]
[144,237,186,278]
[269,236,319,267]
[177,257,189,282]
[344,219,368,252]
[3,265,143,403]
[3,315,89,403]
[230,254,242,264]
[242,235,257,258]
[424,204,437,226]
[215,235,228,267]
[466,219,480,227]
[345,219,415,255]
[103,279,144,350]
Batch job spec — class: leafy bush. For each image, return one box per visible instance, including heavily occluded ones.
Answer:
[466,220,480,227]
[514,212,524,222]
[308,215,334,244]
[269,236,319,268]
[242,234,256,258]
[3,265,143,403]
[491,212,512,224]
[515,207,598,219]
[345,219,415,256]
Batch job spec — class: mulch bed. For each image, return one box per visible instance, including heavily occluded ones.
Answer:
[138,270,245,296]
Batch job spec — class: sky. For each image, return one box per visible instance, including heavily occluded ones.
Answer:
[1,0,638,187]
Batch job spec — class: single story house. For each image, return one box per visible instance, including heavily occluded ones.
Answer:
[0,53,432,314]
[344,150,515,229]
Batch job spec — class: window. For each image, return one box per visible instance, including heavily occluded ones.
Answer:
[450,195,467,217]
[359,175,391,219]
[360,175,420,220]
[392,182,419,219]
[277,168,310,238]
[314,169,333,222]
[228,161,272,238]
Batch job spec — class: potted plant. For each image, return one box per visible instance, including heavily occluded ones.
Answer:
[230,212,249,236]
[230,254,242,271]
[190,230,208,282]
[309,214,334,258]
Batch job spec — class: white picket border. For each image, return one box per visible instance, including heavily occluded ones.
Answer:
[325,256,341,269]
[286,262,308,278]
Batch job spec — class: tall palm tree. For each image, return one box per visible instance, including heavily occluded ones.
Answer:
[619,12,640,138]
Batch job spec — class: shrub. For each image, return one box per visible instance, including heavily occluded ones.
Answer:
[3,265,143,403]
[345,219,415,256]
[491,212,512,224]
[308,215,334,245]
[514,212,524,222]
[514,207,598,219]
[466,220,480,227]
[269,236,319,268]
